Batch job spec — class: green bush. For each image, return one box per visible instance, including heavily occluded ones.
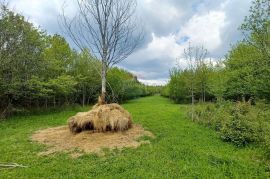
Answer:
[189,101,270,148]
[220,102,263,146]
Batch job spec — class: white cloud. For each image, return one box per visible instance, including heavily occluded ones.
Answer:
[177,11,227,51]
[8,0,76,34]
[140,0,182,24]
[147,33,183,60]
[136,0,187,36]
[124,9,227,83]
[123,10,227,84]
[121,33,185,82]
[128,33,185,65]
[9,0,59,24]
[138,79,168,86]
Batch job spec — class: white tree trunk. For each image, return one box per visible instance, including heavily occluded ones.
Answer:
[101,61,107,103]
[191,85,194,121]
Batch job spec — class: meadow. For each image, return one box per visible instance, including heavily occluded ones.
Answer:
[0,96,269,178]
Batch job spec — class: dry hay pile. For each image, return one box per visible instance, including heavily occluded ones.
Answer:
[31,103,154,157]
[68,103,132,133]
[31,124,154,157]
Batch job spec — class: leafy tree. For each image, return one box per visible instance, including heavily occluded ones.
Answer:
[44,34,73,78]
[70,50,101,106]
[107,67,147,103]
[47,75,77,106]
[0,4,155,118]
[240,0,270,100]
[0,4,46,113]
[208,60,227,102]
[194,50,209,102]
[167,68,190,103]
[241,0,270,59]
[224,0,270,101]
[225,43,260,101]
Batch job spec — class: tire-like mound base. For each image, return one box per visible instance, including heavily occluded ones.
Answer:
[68,103,132,133]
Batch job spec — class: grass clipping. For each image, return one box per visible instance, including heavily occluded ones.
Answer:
[68,103,132,133]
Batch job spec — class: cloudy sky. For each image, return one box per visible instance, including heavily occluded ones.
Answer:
[5,0,252,85]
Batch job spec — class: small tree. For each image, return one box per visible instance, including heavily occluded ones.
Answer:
[208,59,227,102]
[195,49,209,103]
[183,43,207,120]
[61,0,143,104]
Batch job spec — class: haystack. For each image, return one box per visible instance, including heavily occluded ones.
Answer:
[68,103,132,133]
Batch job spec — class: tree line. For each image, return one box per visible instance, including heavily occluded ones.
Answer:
[163,0,270,104]
[0,4,155,118]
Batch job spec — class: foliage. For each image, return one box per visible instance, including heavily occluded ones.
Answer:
[235,0,270,100]
[68,50,101,106]
[166,0,270,103]
[162,0,270,160]
[107,67,157,103]
[190,101,270,148]
[240,0,270,59]
[0,5,46,116]
[165,62,216,103]
[224,42,264,101]
[0,6,156,118]
[166,68,190,103]
[207,60,227,101]
[160,85,170,97]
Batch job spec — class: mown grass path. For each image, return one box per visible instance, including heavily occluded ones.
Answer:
[0,96,269,178]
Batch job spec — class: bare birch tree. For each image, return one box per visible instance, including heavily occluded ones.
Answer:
[60,0,143,103]
[184,43,207,120]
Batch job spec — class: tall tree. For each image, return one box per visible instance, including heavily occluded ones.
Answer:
[238,0,270,100]
[241,0,270,59]
[225,43,260,101]
[61,0,143,103]
[0,4,46,116]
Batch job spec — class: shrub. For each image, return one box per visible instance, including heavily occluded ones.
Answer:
[189,101,270,148]
[219,102,262,146]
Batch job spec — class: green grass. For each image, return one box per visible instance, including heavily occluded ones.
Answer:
[0,96,269,178]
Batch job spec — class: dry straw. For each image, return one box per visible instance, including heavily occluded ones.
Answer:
[68,103,132,133]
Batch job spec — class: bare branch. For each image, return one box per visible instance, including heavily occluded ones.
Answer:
[59,0,143,102]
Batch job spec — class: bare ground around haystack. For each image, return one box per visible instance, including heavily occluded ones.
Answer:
[31,124,154,157]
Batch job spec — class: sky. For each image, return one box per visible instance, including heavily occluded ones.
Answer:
[5,0,252,85]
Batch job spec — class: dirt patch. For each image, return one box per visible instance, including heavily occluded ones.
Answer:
[31,124,154,157]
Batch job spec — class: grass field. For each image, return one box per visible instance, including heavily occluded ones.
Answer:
[0,96,269,178]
